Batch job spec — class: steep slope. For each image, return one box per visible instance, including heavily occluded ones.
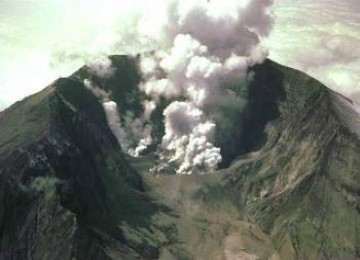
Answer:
[134,60,360,259]
[0,56,359,259]
[0,71,163,259]
[221,61,360,259]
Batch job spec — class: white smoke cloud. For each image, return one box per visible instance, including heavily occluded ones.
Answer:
[161,102,221,174]
[102,101,128,146]
[135,0,274,174]
[87,56,115,79]
[1,0,274,174]
[121,112,154,157]
[143,100,157,120]
[84,79,110,101]
[103,101,153,156]
[1,0,358,113]
[85,57,154,157]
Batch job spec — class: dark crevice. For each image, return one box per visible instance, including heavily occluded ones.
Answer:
[218,60,286,168]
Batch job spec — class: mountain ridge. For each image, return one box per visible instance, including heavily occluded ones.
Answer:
[0,56,359,259]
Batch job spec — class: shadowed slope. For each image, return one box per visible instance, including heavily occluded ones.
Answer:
[0,56,359,259]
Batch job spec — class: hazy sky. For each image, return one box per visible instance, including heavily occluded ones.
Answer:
[265,0,360,96]
[0,0,359,110]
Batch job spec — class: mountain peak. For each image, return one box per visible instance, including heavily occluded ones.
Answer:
[0,56,359,259]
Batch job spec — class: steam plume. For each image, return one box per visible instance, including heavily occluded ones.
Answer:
[84,57,154,156]
[137,0,274,174]
[80,0,274,174]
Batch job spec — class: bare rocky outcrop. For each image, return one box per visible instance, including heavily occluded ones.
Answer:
[0,56,359,259]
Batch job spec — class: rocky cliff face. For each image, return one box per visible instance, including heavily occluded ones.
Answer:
[0,56,359,259]
[0,71,158,259]
[221,61,360,259]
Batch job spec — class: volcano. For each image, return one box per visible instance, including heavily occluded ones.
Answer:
[0,56,359,259]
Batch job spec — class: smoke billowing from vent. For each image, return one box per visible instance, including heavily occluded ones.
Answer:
[84,57,154,156]
[83,0,274,174]
[161,101,221,174]
[138,0,274,174]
